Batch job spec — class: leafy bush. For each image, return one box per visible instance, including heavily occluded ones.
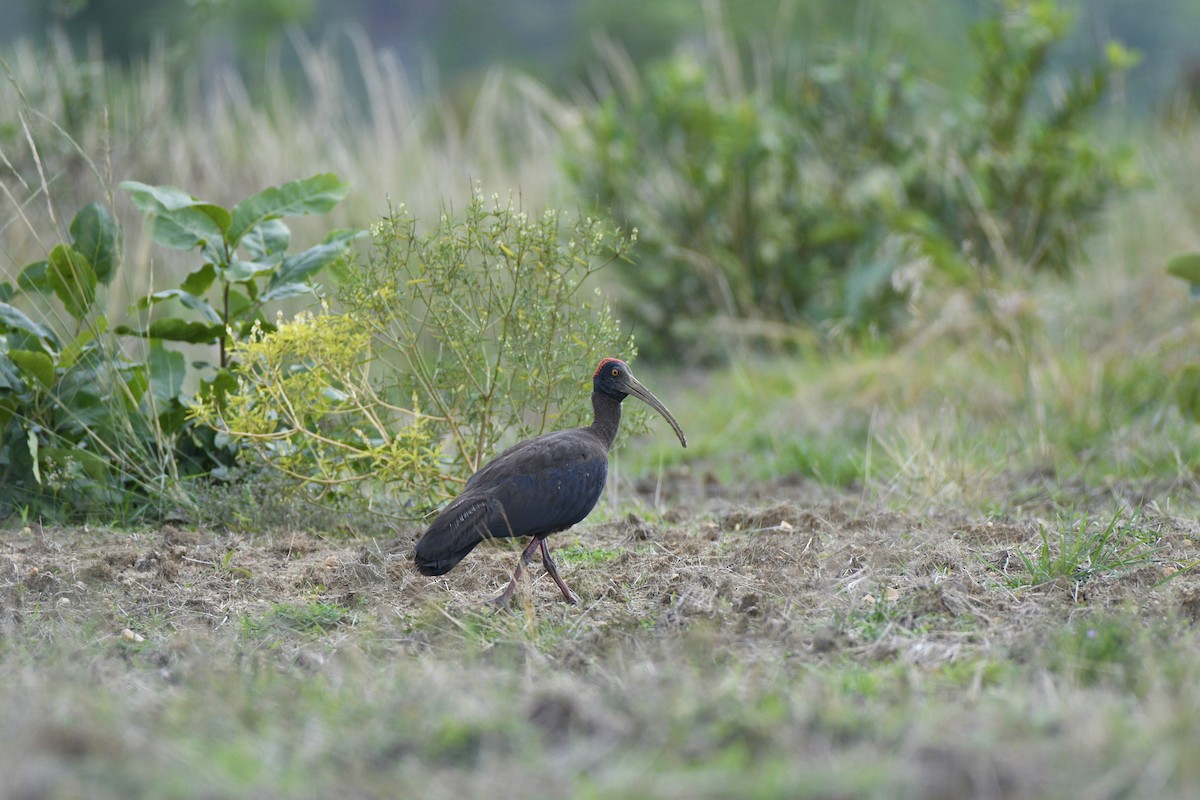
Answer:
[928,2,1140,277]
[191,306,444,505]
[564,1,1135,353]
[0,202,159,514]
[118,173,361,476]
[200,188,637,513]
[0,175,357,519]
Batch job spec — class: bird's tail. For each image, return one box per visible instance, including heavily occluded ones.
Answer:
[413,496,497,576]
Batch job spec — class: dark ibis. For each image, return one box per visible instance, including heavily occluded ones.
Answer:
[413,357,687,606]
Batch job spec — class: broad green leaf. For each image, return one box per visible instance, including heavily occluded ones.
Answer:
[147,318,225,344]
[242,218,291,261]
[227,174,351,246]
[242,277,259,302]
[226,289,252,321]
[46,244,97,319]
[135,289,222,323]
[221,259,277,284]
[40,446,110,482]
[182,263,218,296]
[120,181,205,213]
[0,282,14,302]
[55,382,110,435]
[0,353,25,391]
[266,229,363,292]
[157,399,189,436]
[1166,253,1200,286]
[145,205,226,252]
[9,349,55,388]
[148,340,186,404]
[195,204,233,234]
[122,363,149,408]
[17,261,49,292]
[1177,364,1200,423]
[115,320,223,345]
[198,367,239,413]
[259,281,316,303]
[69,202,120,284]
[60,315,108,370]
[0,301,57,343]
[120,181,233,243]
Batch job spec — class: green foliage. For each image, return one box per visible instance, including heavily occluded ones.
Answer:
[940,1,1137,277]
[1167,253,1200,288]
[205,188,636,512]
[345,189,637,496]
[117,173,360,479]
[191,308,444,502]
[555,543,623,566]
[0,202,166,515]
[0,175,357,519]
[118,174,357,365]
[1166,252,1200,423]
[1046,616,1149,690]
[241,601,350,641]
[1010,511,1160,594]
[565,0,1135,353]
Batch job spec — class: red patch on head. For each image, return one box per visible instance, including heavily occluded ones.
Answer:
[594,357,624,376]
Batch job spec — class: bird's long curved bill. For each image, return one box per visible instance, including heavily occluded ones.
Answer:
[625,376,688,448]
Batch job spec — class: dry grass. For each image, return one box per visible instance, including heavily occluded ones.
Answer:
[3,470,1200,797]
[1,29,566,320]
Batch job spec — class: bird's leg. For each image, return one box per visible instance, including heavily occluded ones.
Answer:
[490,536,542,608]
[539,538,580,606]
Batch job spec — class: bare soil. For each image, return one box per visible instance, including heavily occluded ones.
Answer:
[3,473,1200,798]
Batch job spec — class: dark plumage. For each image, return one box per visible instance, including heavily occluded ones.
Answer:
[413,358,687,606]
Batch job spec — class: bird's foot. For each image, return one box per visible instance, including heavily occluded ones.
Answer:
[539,539,580,605]
[489,575,521,610]
[488,591,515,610]
[489,537,541,610]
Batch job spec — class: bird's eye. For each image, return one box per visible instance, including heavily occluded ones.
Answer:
[611,367,619,376]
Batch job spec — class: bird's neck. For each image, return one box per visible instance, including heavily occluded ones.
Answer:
[589,390,623,450]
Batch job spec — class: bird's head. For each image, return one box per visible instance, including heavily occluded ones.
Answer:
[593,358,687,447]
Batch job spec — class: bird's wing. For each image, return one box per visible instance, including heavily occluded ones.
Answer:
[487,449,608,537]
[413,491,499,575]
[414,431,608,576]
[463,428,579,490]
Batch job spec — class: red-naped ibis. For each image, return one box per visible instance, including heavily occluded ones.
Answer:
[413,358,687,606]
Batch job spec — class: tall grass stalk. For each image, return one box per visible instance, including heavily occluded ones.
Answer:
[2,28,563,299]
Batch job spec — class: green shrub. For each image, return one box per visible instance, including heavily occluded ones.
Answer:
[565,1,1135,354]
[190,306,445,506]
[0,202,159,515]
[0,175,358,520]
[929,2,1140,277]
[200,187,637,514]
[118,173,361,478]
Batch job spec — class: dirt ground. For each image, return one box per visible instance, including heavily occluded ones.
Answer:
[3,472,1200,798]
[4,474,1196,650]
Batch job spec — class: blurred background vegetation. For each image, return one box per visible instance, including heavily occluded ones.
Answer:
[3,0,1199,107]
[4,0,1200,520]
